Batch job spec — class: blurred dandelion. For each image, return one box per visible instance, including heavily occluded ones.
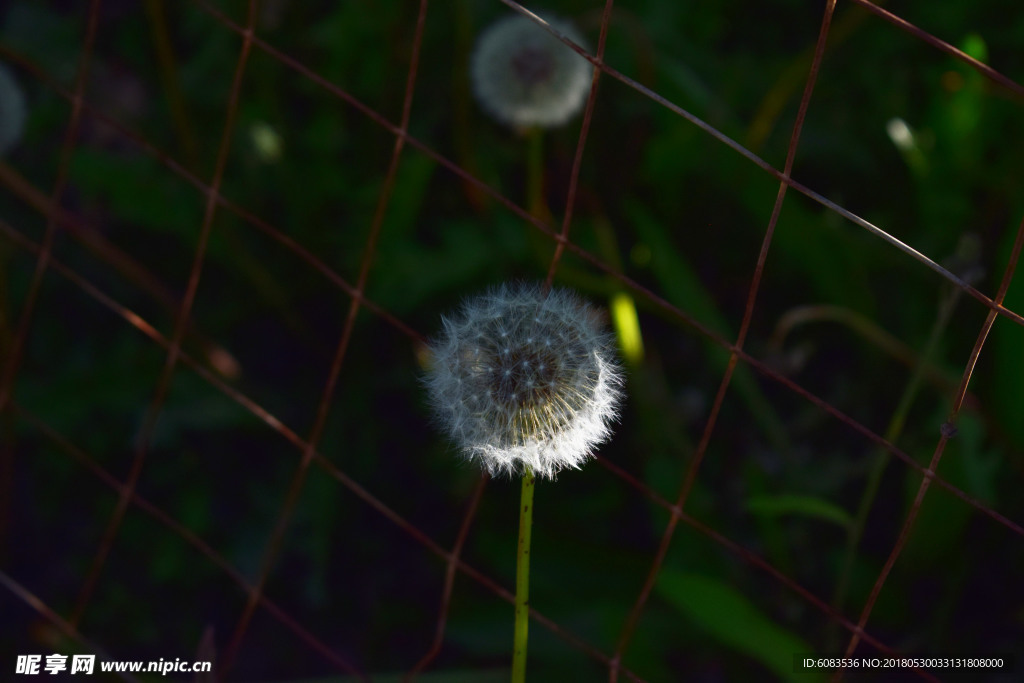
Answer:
[470,12,593,129]
[424,282,623,479]
[0,63,27,156]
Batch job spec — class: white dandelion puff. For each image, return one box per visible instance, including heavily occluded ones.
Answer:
[470,13,593,129]
[0,63,27,156]
[424,282,624,479]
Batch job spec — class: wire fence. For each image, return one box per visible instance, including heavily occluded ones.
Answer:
[1,0,1023,681]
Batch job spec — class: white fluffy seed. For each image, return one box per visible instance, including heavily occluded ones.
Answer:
[424,282,624,479]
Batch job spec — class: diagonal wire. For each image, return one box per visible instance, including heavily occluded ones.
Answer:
[0,205,963,682]
[0,158,238,377]
[13,22,1020,403]
[190,0,1024,330]
[0,0,102,599]
[594,454,940,683]
[8,402,366,679]
[849,0,1024,99]
[69,0,257,627]
[2,63,1015,651]
[609,2,839,677]
[0,47,425,346]
[406,473,489,679]
[0,0,100,430]
[413,163,1024,540]
[217,0,431,673]
[487,0,617,288]
[0,214,647,681]
[3,68,1021,562]
[0,209,998,683]
[836,216,1024,674]
[0,570,144,683]
[0,0,1020,676]
[509,0,623,676]
[479,4,1024,329]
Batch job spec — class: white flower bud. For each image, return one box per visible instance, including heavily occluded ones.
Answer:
[470,13,593,129]
[425,283,624,479]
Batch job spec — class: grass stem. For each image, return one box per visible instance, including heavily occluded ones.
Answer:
[828,282,963,649]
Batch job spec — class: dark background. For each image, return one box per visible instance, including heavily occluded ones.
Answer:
[1,0,1023,681]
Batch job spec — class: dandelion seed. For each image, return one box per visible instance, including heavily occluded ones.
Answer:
[424,282,623,479]
[470,13,593,129]
[0,63,27,156]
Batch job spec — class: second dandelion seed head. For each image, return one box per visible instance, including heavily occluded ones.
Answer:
[471,12,593,129]
[425,283,623,479]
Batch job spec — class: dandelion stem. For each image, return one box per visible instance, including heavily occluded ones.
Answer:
[511,470,536,682]
[526,127,551,223]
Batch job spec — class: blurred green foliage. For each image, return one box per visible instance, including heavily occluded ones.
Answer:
[1,0,1023,681]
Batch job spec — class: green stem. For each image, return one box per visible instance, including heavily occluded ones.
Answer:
[524,127,555,274]
[144,0,200,171]
[511,470,536,683]
[526,128,545,218]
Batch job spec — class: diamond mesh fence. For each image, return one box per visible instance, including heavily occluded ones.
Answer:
[1,1,1023,681]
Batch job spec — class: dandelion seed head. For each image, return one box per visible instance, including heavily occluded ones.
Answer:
[424,282,624,479]
[0,63,27,156]
[470,13,593,129]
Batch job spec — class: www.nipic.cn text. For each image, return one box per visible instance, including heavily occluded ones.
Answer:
[16,654,212,677]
